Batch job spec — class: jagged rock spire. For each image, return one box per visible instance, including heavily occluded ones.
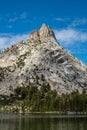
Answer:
[29,24,56,43]
[39,24,55,39]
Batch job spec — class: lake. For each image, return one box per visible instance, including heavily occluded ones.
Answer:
[0,114,87,130]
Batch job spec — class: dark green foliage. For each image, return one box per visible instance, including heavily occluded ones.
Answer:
[1,85,87,113]
[21,87,28,99]
[0,95,15,105]
[13,86,87,113]
[14,87,21,95]
[14,86,28,99]
[16,51,31,69]
[0,68,4,81]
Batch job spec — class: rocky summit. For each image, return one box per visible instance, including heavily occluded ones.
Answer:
[0,24,87,95]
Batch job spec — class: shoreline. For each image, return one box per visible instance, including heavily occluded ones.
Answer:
[0,111,87,115]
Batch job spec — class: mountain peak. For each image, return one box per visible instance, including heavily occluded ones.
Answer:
[0,24,87,96]
[29,24,56,43]
[39,24,56,39]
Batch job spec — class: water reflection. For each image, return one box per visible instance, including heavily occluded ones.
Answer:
[0,114,87,130]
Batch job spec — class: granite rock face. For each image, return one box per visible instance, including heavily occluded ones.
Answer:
[29,24,56,43]
[0,24,87,95]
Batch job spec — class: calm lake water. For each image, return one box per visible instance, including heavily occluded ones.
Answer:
[0,114,87,130]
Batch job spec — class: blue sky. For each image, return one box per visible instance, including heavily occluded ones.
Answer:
[0,0,87,64]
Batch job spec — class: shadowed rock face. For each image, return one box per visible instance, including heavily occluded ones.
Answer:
[0,24,87,95]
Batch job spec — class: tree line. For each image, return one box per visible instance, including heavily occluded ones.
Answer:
[13,85,87,113]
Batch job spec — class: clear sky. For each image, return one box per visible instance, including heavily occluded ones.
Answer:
[0,0,87,64]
